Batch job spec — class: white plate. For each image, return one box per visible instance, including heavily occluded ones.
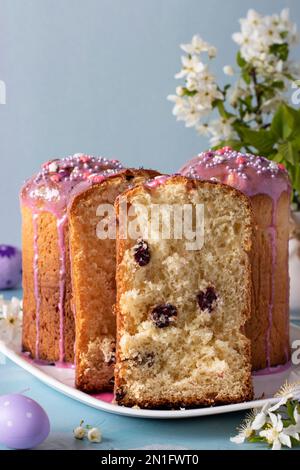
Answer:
[0,325,300,419]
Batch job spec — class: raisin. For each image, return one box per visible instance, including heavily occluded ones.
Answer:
[150,304,177,328]
[133,239,150,266]
[197,286,217,313]
[115,389,125,402]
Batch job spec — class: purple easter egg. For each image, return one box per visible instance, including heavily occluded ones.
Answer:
[0,245,22,289]
[0,394,50,449]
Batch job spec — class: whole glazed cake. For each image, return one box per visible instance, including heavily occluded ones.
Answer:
[21,153,124,364]
[180,146,291,370]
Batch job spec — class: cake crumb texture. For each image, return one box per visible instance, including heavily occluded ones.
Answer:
[115,176,254,408]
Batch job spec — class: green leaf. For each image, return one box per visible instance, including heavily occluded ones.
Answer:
[239,128,276,155]
[272,80,285,90]
[280,31,288,40]
[287,400,296,421]
[213,99,234,119]
[291,436,300,447]
[181,88,197,97]
[273,152,284,163]
[294,163,300,193]
[248,435,266,443]
[236,51,246,68]
[271,103,300,141]
[271,105,284,138]
[292,134,300,151]
[278,142,297,164]
[242,69,251,85]
[269,43,289,61]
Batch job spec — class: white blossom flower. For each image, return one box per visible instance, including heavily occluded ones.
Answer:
[261,96,284,113]
[194,86,223,108]
[196,123,211,137]
[251,403,270,430]
[87,427,102,443]
[73,426,86,440]
[230,411,256,444]
[208,46,217,59]
[228,83,246,106]
[180,35,214,56]
[276,381,300,401]
[223,65,234,76]
[0,297,22,347]
[175,86,184,96]
[175,55,205,79]
[284,407,300,440]
[259,413,291,450]
[208,117,236,147]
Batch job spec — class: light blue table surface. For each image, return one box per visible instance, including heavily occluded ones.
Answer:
[0,288,299,451]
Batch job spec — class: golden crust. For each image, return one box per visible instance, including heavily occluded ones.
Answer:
[21,207,74,362]
[68,168,160,392]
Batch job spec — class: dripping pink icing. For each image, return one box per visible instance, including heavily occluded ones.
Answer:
[180,147,291,368]
[267,224,276,367]
[32,214,41,358]
[57,214,67,362]
[252,360,291,376]
[20,153,124,361]
[22,352,75,368]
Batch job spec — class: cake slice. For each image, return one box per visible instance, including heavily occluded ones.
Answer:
[68,168,160,392]
[114,175,254,408]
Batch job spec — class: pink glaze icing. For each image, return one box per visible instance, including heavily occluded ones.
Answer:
[92,392,114,403]
[180,147,291,368]
[252,360,291,376]
[20,153,124,361]
[32,214,41,358]
[22,352,75,368]
[144,174,171,189]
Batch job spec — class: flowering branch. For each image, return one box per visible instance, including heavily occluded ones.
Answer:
[168,8,300,206]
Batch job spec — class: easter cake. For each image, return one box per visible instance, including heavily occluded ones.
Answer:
[180,147,291,370]
[68,168,159,392]
[20,154,158,392]
[114,175,253,408]
[20,154,124,364]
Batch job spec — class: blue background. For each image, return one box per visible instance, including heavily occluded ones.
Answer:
[0,0,299,246]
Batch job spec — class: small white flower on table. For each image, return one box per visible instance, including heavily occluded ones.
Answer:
[73,420,102,443]
[231,381,300,450]
[87,427,102,443]
[73,426,86,440]
[230,409,259,444]
[284,407,300,441]
[259,413,291,450]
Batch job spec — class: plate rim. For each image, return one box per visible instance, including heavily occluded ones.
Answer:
[1,324,299,420]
